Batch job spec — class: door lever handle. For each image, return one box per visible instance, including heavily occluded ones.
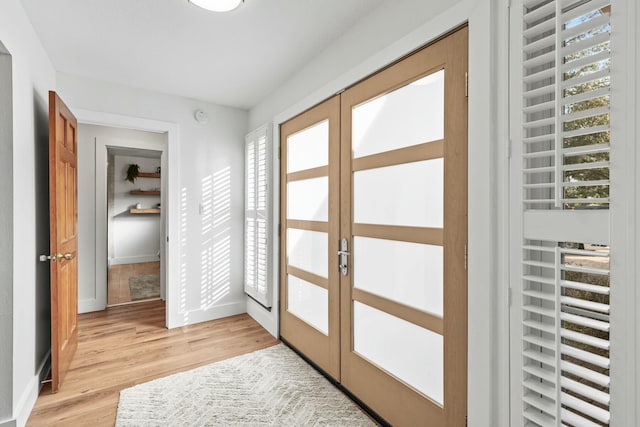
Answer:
[338,238,350,276]
[58,252,74,261]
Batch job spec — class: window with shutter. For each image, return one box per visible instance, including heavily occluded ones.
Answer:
[511,0,611,425]
[245,125,272,308]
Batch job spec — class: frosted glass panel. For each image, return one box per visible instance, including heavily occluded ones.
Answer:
[354,302,443,404]
[354,159,443,228]
[288,275,328,334]
[353,237,443,316]
[287,120,329,173]
[287,177,328,221]
[287,229,328,278]
[353,70,444,158]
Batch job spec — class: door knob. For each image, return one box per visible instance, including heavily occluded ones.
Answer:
[58,252,74,261]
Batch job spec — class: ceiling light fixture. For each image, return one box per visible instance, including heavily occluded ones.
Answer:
[189,0,243,12]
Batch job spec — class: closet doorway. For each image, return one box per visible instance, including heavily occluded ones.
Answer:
[107,147,163,306]
[280,27,468,426]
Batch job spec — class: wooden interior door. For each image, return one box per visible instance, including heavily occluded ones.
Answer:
[339,27,468,426]
[48,91,79,393]
[279,96,341,378]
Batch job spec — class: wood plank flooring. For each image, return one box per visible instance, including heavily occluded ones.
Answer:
[27,301,279,426]
[107,262,160,305]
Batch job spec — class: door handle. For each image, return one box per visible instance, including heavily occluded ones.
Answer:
[57,252,74,261]
[338,238,349,276]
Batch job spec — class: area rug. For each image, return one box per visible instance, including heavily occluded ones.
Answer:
[128,274,160,301]
[115,344,376,426]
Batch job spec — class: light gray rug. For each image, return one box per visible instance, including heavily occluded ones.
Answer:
[115,344,376,426]
[129,274,160,300]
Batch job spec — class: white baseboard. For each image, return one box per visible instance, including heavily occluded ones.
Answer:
[0,419,16,427]
[78,298,106,314]
[246,297,278,338]
[13,351,50,427]
[167,300,246,329]
[109,255,159,266]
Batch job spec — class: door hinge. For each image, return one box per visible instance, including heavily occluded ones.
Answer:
[464,244,468,271]
[278,144,281,160]
[278,224,281,237]
[465,415,468,426]
[465,72,469,97]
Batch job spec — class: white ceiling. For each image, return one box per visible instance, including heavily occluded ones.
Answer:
[20,0,385,110]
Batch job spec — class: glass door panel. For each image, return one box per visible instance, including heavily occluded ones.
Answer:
[287,275,329,334]
[287,120,329,173]
[287,177,328,221]
[287,228,328,278]
[353,159,444,228]
[353,302,444,404]
[353,237,444,316]
[352,70,445,158]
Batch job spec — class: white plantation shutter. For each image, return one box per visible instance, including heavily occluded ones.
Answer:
[512,0,612,425]
[521,241,610,426]
[521,0,610,209]
[244,125,272,307]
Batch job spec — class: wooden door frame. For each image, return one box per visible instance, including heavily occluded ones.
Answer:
[72,109,179,328]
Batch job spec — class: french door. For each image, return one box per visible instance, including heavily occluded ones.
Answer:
[279,96,341,378]
[280,26,468,426]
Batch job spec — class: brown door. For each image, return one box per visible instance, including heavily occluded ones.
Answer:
[48,91,79,393]
[279,27,468,426]
[339,27,468,426]
[279,96,341,378]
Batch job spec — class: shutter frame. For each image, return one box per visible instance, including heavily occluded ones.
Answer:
[244,124,273,308]
[512,1,612,425]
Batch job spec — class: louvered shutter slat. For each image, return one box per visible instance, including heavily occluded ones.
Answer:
[524,408,556,427]
[561,344,609,369]
[561,376,610,406]
[561,360,610,387]
[567,408,607,427]
[560,408,605,427]
[561,279,609,294]
[524,363,557,383]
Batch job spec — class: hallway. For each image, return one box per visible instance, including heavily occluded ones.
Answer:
[27,301,279,426]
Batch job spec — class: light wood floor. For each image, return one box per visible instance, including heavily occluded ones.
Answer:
[107,262,160,305]
[27,300,279,426]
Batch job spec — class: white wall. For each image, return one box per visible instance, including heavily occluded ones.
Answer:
[111,154,161,264]
[0,40,14,427]
[247,0,506,425]
[77,124,167,311]
[248,0,460,130]
[58,74,249,327]
[0,1,57,426]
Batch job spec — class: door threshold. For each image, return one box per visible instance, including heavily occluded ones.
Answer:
[107,297,163,308]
